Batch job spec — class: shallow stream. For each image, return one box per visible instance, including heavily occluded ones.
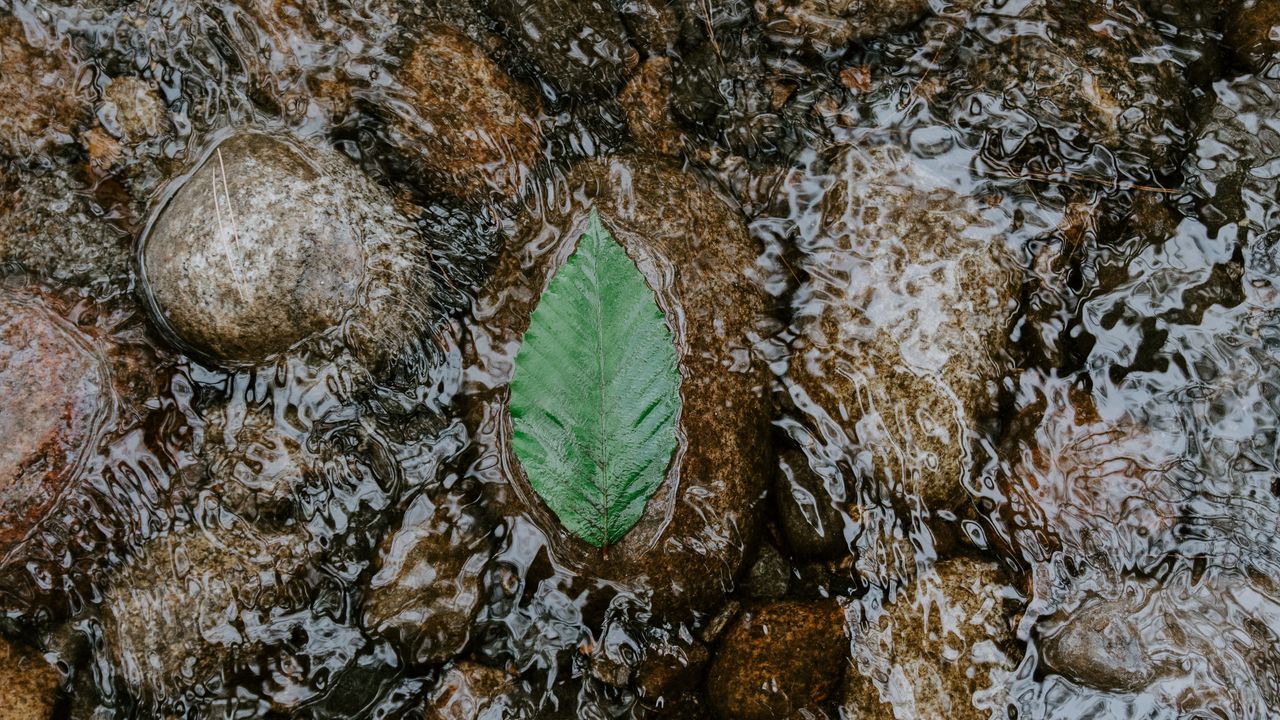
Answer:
[1,0,1279,718]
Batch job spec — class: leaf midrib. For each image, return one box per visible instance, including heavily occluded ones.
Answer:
[588,211,613,544]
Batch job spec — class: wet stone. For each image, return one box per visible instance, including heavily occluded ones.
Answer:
[0,287,111,557]
[620,56,687,157]
[1186,72,1280,230]
[775,446,853,560]
[841,557,1022,720]
[705,599,847,720]
[98,76,169,143]
[998,378,1186,570]
[464,156,774,621]
[362,487,494,666]
[481,0,634,99]
[669,32,834,159]
[0,168,132,288]
[785,145,1019,513]
[745,542,792,600]
[100,523,356,712]
[140,130,435,367]
[1224,0,1280,73]
[393,25,542,201]
[753,0,932,57]
[953,0,1189,177]
[1039,596,1158,692]
[0,16,88,159]
[424,662,532,719]
[617,0,682,55]
[0,634,62,719]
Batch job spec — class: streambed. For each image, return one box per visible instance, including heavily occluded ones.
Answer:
[0,0,1278,718]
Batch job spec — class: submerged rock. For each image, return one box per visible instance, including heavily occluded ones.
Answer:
[98,76,169,143]
[481,0,634,98]
[753,0,931,57]
[0,17,88,159]
[424,662,532,719]
[706,600,846,720]
[1039,596,1158,692]
[620,57,688,157]
[998,378,1187,570]
[0,634,61,719]
[361,486,493,666]
[954,0,1188,177]
[785,145,1018,513]
[140,130,436,368]
[464,156,774,620]
[1036,570,1280,717]
[842,557,1022,720]
[1224,0,1280,72]
[1185,72,1280,229]
[0,287,112,557]
[0,168,132,288]
[392,25,542,201]
[100,523,360,711]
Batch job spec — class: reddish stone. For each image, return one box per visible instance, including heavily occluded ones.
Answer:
[0,287,110,552]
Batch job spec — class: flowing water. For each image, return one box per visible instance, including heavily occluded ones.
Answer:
[1,0,1279,718]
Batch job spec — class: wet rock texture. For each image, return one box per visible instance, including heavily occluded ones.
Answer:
[1187,72,1280,228]
[0,634,61,719]
[141,130,433,367]
[100,524,328,710]
[0,287,111,556]
[785,145,1018,512]
[465,156,774,620]
[842,557,1022,720]
[0,17,87,159]
[1037,571,1280,717]
[0,169,132,287]
[362,486,493,666]
[753,0,931,56]
[999,378,1187,570]
[393,25,542,200]
[620,57,687,157]
[98,76,169,144]
[955,0,1189,175]
[706,600,847,719]
[1224,0,1280,72]
[424,662,532,719]
[481,0,634,98]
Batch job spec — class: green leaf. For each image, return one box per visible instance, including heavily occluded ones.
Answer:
[508,209,682,548]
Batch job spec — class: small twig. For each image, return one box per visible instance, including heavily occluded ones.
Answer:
[701,0,722,61]
[211,147,248,302]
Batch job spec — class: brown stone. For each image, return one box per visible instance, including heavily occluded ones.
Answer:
[959,0,1188,174]
[362,488,493,666]
[0,634,61,719]
[424,662,531,719]
[1225,0,1280,72]
[786,145,1018,512]
[754,0,931,57]
[394,25,542,200]
[464,156,774,619]
[620,57,687,157]
[706,600,847,720]
[841,557,1022,720]
[101,524,318,707]
[0,17,88,158]
[998,378,1184,569]
[838,65,872,93]
[0,287,111,555]
[141,130,433,367]
[98,76,169,142]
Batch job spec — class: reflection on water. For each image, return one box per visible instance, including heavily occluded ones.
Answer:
[0,0,1279,717]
